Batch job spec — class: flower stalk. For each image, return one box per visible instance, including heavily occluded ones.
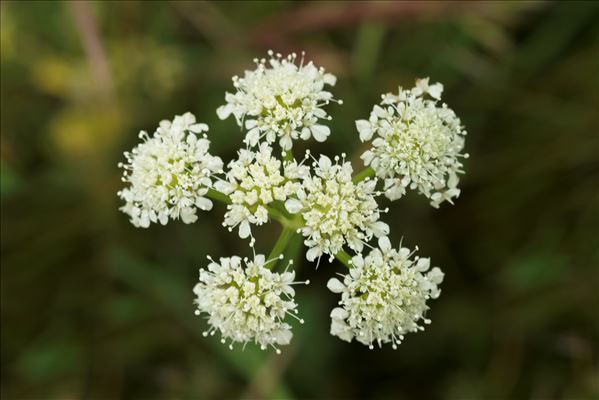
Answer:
[267,227,297,268]
[206,188,231,205]
[352,166,375,184]
[335,250,353,269]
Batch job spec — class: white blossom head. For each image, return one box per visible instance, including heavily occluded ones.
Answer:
[118,112,223,228]
[193,254,309,353]
[327,236,444,349]
[217,50,341,150]
[356,78,468,207]
[214,143,310,245]
[285,153,389,263]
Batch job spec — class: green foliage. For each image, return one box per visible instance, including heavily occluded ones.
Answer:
[1,1,597,399]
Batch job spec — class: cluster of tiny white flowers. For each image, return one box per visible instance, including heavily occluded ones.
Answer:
[193,254,309,353]
[285,154,390,262]
[356,78,468,207]
[215,144,310,244]
[327,236,444,349]
[119,52,469,353]
[217,50,341,150]
[118,112,223,228]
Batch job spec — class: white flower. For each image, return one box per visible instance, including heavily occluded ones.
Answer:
[193,254,308,353]
[118,112,223,228]
[327,236,444,349]
[285,154,389,262]
[217,50,341,150]
[215,143,309,243]
[356,78,468,207]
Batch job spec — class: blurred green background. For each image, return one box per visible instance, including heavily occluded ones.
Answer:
[1,1,598,399]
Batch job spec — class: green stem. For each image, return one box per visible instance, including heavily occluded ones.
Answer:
[206,188,299,229]
[205,188,231,204]
[352,167,375,184]
[335,250,353,269]
[283,149,294,162]
[267,206,296,229]
[267,227,296,268]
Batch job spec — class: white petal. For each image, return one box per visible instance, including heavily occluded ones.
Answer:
[330,319,353,342]
[310,124,330,142]
[373,105,387,118]
[351,255,364,268]
[245,127,260,147]
[327,278,345,293]
[180,208,198,224]
[428,82,443,100]
[448,172,459,188]
[361,150,375,165]
[355,120,373,141]
[285,198,303,214]
[189,123,209,133]
[312,108,327,118]
[192,283,202,296]
[216,104,233,120]
[214,181,234,195]
[306,246,322,262]
[428,267,445,284]
[378,236,392,253]
[323,73,337,86]
[300,127,311,140]
[195,197,213,211]
[330,307,348,320]
[273,328,293,345]
[318,155,332,170]
[158,212,169,225]
[238,220,251,239]
[279,135,292,150]
[138,211,150,228]
[371,221,390,237]
[254,254,266,266]
[416,257,431,271]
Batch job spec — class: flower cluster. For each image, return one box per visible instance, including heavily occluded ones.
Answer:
[356,78,468,207]
[119,51,468,353]
[217,50,341,150]
[118,112,223,227]
[215,144,309,243]
[327,237,444,349]
[193,254,308,353]
[285,154,389,262]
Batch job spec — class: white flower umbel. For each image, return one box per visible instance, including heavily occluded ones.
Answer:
[327,237,444,349]
[356,78,468,207]
[118,112,223,228]
[193,254,309,353]
[285,154,389,263]
[217,50,341,150]
[215,144,309,244]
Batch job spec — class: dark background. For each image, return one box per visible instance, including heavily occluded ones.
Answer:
[1,1,598,399]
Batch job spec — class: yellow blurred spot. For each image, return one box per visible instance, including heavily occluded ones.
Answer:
[50,105,126,159]
[32,58,75,97]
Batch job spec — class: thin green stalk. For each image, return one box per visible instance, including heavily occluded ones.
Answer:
[267,227,296,268]
[206,188,299,229]
[267,206,297,229]
[283,149,294,162]
[352,167,375,184]
[335,250,353,269]
[352,22,386,82]
[205,188,231,204]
